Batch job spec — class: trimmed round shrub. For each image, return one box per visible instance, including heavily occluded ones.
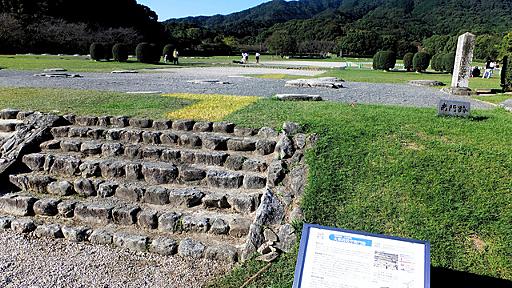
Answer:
[442,52,456,74]
[112,43,129,62]
[90,43,105,61]
[136,43,156,63]
[373,51,396,71]
[502,55,512,92]
[413,52,431,72]
[403,52,414,72]
[431,53,444,72]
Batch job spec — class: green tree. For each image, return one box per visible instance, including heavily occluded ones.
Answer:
[266,30,296,57]
[337,30,382,57]
[500,32,512,59]
[474,34,501,61]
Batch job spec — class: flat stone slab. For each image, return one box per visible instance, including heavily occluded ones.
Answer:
[441,87,476,96]
[285,77,343,89]
[34,73,82,78]
[500,99,512,112]
[111,70,138,74]
[275,94,323,101]
[43,68,67,72]
[126,91,162,94]
[409,80,445,87]
[186,79,231,85]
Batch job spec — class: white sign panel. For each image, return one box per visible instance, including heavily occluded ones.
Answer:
[293,224,430,288]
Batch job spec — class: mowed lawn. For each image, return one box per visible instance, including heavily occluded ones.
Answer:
[210,99,512,287]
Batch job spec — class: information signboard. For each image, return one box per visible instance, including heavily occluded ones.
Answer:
[293,224,430,288]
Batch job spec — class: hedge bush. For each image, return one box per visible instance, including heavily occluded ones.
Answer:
[403,52,414,72]
[90,43,105,61]
[372,51,396,71]
[442,52,456,74]
[413,52,431,72]
[431,53,444,71]
[136,42,160,63]
[112,43,129,62]
[502,55,512,92]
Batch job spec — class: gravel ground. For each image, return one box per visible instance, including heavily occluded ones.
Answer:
[0,230,232,288]
[0,67,493,109]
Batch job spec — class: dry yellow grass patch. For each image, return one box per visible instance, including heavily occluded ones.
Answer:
[163,93,260,121]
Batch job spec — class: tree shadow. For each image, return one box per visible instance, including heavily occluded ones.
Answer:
[432,267,512,288]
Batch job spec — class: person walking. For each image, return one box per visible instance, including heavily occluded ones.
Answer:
[255,52,261,64]
[173,49,179,65]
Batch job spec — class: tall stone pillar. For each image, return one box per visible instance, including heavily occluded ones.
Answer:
[445,32,476,95]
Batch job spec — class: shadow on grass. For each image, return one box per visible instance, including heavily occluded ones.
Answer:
[469,115,490,122]
[432,267,512,288]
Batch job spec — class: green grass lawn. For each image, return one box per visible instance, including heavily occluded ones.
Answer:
[322,69,502,90]
[474,94,512,105]
[209,99,512,287]
[0,87,192,118]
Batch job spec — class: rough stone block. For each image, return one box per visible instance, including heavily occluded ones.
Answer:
[178,134,202,148]
[172,120,194,131]
[141,147,162,160]
[160,132,178,144]
[181,151,195,164]
[112,116,129,128]
[0,195,38,216]
[267,161,286,186]
[228,195,256,213]
[129,118,152,129]
[256,140,277,156]
[141,163,178,185]
[51,126,70,138]
[100,160,126,178]
[61,140,82,152]
[227,139,256,152]
[105,129,122,140]
[243,175,267,189]
[116,185,144,202]
[34,224,63,238]
[182,215,209,233]
[158,212,182,232]
[125,163,142,181]
[0,108,19,119]
[120,130,142,143]
[75,116,98,126]
[40,140,61,150]
[74,204,113,225]
[275,224,296,253]
[50,156,81,177]
[161,149,180,162]
[80,142,102,156]
[22,153,46,171]
[194,152,228,166]
[229,218,251,237]
[150,237,178,256]
[74,178,96,197]
[180,167,206,182]
[89,229,113,245]
[209,218,229,235]
[202,136,228,150]
[123,144,141,159]
[276,134,295,159]
[68,127,90,138]
[202,193,230,209]
[97,182,118,198]
[153,120,172,130]
[62,226,91,242]
[0,216,14,229]
[168,188,204,208]
[79,161,101,178]
[143,187,170,205]
[137,210,158,230]
[33,198,61,216]
[242,159,268,173]
[193,121,212,132]
[57,200,76,218]
[213,122,235,133]
[112,206,140,225]
[224,155,246,171]
[258,127,278,138]
[234,127,257,137]
[97,116,111,127]
[86,128,105,140]
[101,143,124,157]
[178,238,205,258]
[205,245,238,263]
[142,131,161,144]
[9,175,54,194]
[114,233,148,252]
[11,218,36,233]
[207,171,243,189]
[16,111,34,120]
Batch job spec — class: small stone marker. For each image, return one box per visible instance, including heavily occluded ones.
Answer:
[443,32,476,96]
[409,80,445,87]
[186,79,230,84]
[275,94,323,101]
[111,70,138,74]
[33,73,82,78]
[43,68,67,72]
[285,77,343,89]
[438,99,470,117]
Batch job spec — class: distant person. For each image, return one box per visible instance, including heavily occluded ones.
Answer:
[471,66,481,78]
[255,52,261,64]
[173,49,179,65]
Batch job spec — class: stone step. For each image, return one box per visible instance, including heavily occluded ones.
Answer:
[40,139,270,174]
[0,132,14,142]
[0,119,22,132]
[0,192,253,241]
[63,115,279,140]
[50,125,278,156]
[10,172,263,214]
[22,152,268,190]
[0,109,20,120]
[0,214,240,262]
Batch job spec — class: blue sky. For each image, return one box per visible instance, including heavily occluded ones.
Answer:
[137,0,272,21]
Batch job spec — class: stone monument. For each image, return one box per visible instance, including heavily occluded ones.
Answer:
[443,32,476,96]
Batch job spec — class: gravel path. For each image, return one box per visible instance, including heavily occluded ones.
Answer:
[0,67,493,109]
[0,230,231,288]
